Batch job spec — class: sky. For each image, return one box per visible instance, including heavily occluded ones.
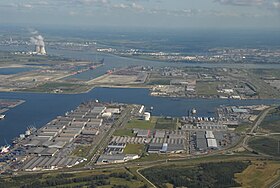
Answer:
[0,0,279,29]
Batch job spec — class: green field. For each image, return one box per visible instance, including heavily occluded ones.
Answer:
[248,136,280,157]
[235,161,280,188]
[247,72,279,99]
[235,123,252,133]
[141,161,250,188]
[125,118,156,130]
[23,82,92,93]
[0,169,147,188]
[260,108,280,132]
[147,79,171,85]
[113,129,136,137]
[196,81,220,96]
[124,144,145,155]
[155,118,177,130]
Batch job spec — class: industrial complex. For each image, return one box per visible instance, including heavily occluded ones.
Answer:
[0,98,269,174]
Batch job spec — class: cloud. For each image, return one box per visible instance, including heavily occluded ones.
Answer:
[113,2,144,11]
[215,0,264,6]
[215,0,280,10]
[74,0,110,5]
[22,4,33,9]
[273,1,280,8]
[69,11,79,16]
[114,3,129,9]
[131,3,144,11]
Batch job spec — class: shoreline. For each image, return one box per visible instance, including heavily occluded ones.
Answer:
[0,85,279,101]
[0,99,25,114]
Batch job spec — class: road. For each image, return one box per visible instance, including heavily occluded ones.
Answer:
[242,107,273,154]
[136,167,157,188]
[86,105,134,166]
[270,178,280,188]
[13,105,279,187]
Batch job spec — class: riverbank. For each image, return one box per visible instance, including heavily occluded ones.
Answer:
[0,87,280,146]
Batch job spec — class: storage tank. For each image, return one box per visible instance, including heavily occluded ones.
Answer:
[20,134,25,139]
[143,112,151,121]
[25,130,31,136]
[191,108,197,114]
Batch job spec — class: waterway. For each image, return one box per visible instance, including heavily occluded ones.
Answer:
[1,29,280,145]
[0,67,36,75]
[0,87,279,146]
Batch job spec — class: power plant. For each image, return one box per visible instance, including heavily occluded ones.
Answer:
[35,44,46,55]
[30,35,47,55]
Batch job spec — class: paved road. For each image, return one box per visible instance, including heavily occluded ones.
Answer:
[242,107,273,153]
[15,106,279,186]
[87,105,134,166]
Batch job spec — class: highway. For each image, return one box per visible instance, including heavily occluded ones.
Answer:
[242,107,274,155]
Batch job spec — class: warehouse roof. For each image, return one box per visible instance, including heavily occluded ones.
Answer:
[196,131,205,139]
[205,131,215,139]
[207,138,218,148]
[136,129,150,138]
[154,130,165,138]
[196,138,207,150]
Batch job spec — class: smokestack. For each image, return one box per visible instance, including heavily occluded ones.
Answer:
[30,34,47,55]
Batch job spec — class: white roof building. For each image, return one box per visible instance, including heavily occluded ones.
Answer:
[205,131,215,139]
[207,138,218,148]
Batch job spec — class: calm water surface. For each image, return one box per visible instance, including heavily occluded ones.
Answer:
[0,87,279,145]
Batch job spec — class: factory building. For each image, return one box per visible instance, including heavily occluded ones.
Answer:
[22,156,86,171]
[148,143,185,154]
[207,139,218,149]
[195,131,219,151]
[97,154,139,164]
[154,130,166,138]
[134,129,151,138]
[205,131,215,139]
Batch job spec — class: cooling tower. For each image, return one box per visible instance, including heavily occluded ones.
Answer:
[40,46,46,55]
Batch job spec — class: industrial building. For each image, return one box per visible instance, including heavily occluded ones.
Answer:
[22,156,86,171]
[207,139,218,149]
[193,130,221,151]
[97,154,139,164]
[154,130,166,138]
[134,129,150,138]
[17,102,120,171]
[104,142,127,154]
[148,142,185,154]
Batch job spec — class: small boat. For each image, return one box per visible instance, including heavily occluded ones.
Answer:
[0,145,10,154]
[0,114,5,120]
[191,108,197,114]
[90,65,97,70]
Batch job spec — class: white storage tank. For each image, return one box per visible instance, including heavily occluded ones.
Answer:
[25,130,31,136]
[143,112,151,121]
[20,134,26,139]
